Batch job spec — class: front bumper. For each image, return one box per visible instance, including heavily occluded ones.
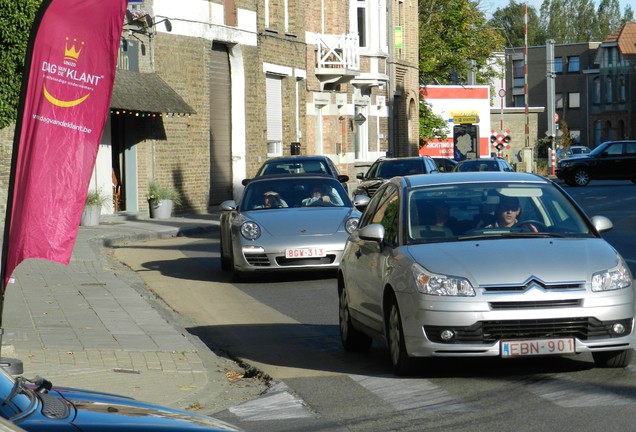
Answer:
[396,290,636,358]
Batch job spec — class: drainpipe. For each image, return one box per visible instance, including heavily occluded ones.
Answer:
[387,0,395,157]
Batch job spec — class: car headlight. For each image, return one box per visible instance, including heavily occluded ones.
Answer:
[240,221,261,240]
[559,160,572,168]
[591,257,632,292]
[411,263,475,297]
[345,217,360,234]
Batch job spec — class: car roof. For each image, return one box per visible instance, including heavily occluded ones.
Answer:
[398,171,548,187]
[456,157,505,163]
[261,155,332,162]
[246,173,338,184]
[376,156,433,162]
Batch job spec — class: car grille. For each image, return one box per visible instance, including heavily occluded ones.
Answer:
[424,317,633,344]
[275,255,336,266]
[489,299,582,309]
[482,282,584,292]
[244,253,270,266]
[366,185,382,197]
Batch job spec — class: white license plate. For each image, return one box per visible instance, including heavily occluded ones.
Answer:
[501,338,575,358]
[285,248,326,259]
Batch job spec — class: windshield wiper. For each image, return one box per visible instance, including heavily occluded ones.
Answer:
[2,376,25,406]
[457,232,565,241]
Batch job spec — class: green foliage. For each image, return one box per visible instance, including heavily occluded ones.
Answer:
[419,0,505,86]
[147,181,182,206]
[419,98,449,147]
[0,0,41,129]
[85,188,110,208]
[490,0,633,46]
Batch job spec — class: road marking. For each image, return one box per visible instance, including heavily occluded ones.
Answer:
[229,381,315,421]
[525,376,632,407]
[350,374,472,412]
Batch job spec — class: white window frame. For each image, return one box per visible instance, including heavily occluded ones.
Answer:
[568,92,580,109]
[266,74,283,157]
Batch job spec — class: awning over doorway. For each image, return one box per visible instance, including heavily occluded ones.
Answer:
[110,70,196,114]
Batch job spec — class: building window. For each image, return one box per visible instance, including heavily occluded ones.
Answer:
[594,120,602,146]
[556,93,563,109]
[619,75,626,102]
[593,77,601,104]
[357,0,367,48]
[266,75,283,157]
[606,48,614,66]
[567,56,580,73]
[568,92,580,109]
[512,60,524,88]
[605,77,613,103]
[554,57,563,74]
[513,95,524,107]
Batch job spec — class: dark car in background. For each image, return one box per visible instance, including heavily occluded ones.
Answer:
[245,155,349,191]
[453,157,515,173]
[432,157,458,173]
[353,156,439,197]
[556,140,636,186]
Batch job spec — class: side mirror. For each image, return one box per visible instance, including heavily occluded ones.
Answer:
[241,178,251,186]
[356,172,365,180]
[338,174,350,183]
[590,215,613,233]
[352,194,371,211]
[220,200,237,211]
[358,224,385,243]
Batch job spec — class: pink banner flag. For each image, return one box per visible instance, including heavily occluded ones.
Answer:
[2,0,127,288]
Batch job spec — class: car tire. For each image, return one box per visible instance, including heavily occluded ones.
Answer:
[572,168,590,186]
[338,285,372,352]
[386,296,415,376]
[592,349,633,368]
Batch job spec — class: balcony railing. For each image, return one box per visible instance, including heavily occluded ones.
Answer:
[316,33,360,70]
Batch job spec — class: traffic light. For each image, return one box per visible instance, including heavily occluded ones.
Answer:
[504,135,511,144]
[490,134,497,144]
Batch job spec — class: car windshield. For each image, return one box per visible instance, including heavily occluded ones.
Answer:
[456,160,499,172]
[240,178,351,210]
[0,368,35,419]
[406,182,593,244]
[376,160,423,178]
[258,160,329,176]
[588,142,611,157]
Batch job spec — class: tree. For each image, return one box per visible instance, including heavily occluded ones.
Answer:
[488,1,546,47]
[419,98,449,147]
[0,0,41,129]
[419,0,505,86]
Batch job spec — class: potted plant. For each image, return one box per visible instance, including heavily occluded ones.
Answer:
[81,188,110,226]
[147,181,182,219]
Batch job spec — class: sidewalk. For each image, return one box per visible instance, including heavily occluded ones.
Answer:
[1,210,268,415]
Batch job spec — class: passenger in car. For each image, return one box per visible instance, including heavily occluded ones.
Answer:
[259,191,288,208]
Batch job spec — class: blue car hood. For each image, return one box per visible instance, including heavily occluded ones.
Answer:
[407,237,620,285]
[49,387,239,431]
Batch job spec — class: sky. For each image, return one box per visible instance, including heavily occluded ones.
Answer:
[481,0,631,18]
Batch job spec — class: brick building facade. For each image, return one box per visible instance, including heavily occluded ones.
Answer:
[0,0,419,216]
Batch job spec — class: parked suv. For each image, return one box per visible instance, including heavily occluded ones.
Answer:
[556,140,636,186]
[353,156,439,197]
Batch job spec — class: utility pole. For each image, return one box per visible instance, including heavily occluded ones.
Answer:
[546,40,556,142]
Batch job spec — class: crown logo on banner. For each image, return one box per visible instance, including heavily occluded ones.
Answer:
[64,37,84,62]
